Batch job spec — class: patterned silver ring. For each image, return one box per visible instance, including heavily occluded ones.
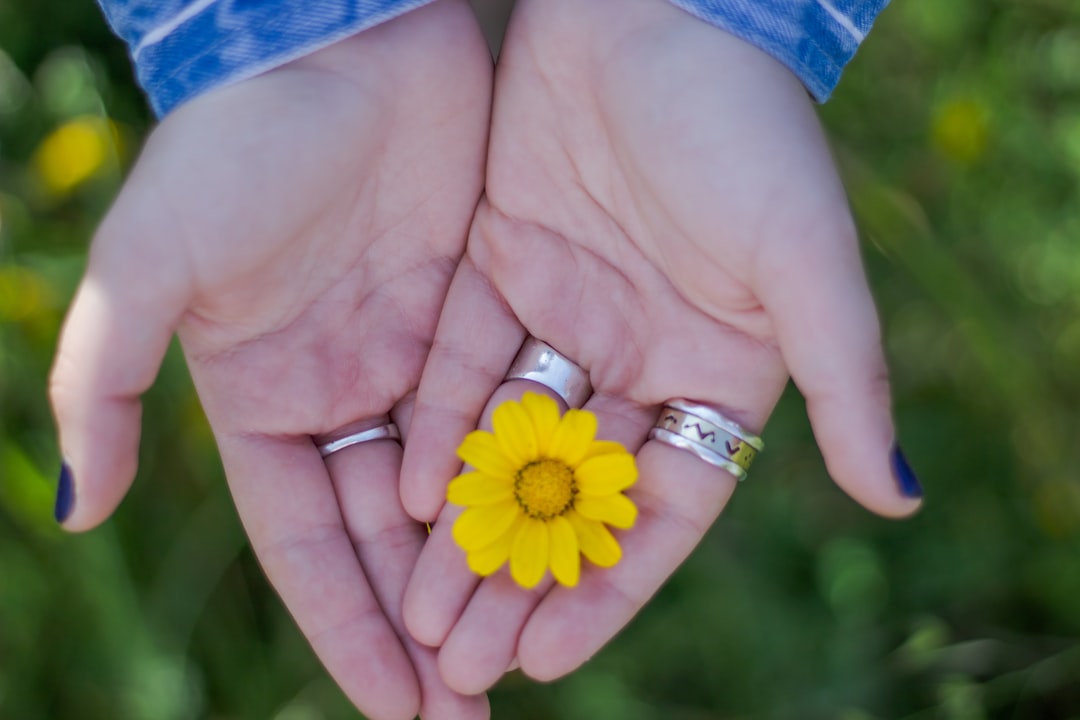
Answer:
[648,399,763,481]
[317,423,401,457]
[505,337,592,408]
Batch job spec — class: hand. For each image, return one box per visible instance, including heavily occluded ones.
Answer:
[48,2,492,718]
[399,0,922,694]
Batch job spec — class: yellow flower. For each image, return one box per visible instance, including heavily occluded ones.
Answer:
[449,392,638,589]
[33,116,120,195]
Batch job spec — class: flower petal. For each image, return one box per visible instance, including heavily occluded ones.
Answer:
[575,493,638,529]
[547,516,580,587]
[452,500,521,552]
[457,430,517,479]
[522,392,560,455]
[447,471,513,506]
[568,512,622,568]
[510,518,550,589]
[466,517,521,576]
[576,453,638,496]
[583,440,630,460]
[492,398,539,465]
[548,409,597,467]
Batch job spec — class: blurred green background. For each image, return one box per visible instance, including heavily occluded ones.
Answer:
[3,0,1080,718]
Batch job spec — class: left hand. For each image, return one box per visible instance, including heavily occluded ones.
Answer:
[49,3,493,717]
[399,0,920,694]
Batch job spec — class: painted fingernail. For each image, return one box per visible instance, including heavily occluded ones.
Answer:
[890,445,923,499]
[55,461,75,523]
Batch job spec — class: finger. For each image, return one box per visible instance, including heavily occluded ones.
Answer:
[517,434,743,682]
[434,392,649,694]
[325,429,489,719]
[757,225,923,517]
[438,571,552,695]
[48,207,191,530]
[404,500,477,648]
[401,255,525,522]
[404,379,559,650]
[219,434,420,720]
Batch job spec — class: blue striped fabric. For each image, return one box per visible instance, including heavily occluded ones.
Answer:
[96,0,888,116]
[668,0,890,100]
[95,0,434,116]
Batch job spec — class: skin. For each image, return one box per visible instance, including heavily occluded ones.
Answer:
[48,2,493,718]
[400,0,921,695]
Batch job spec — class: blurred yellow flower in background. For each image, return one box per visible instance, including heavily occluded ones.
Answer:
[32,116,119,195]
[932,97,990,164]
[0,265,49,322]
[450,392,638,589]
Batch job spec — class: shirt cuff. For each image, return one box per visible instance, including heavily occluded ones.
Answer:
[666,0,889,101]
[95,0,436,117]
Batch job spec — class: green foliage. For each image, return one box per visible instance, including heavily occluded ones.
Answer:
[2,1,1079,718]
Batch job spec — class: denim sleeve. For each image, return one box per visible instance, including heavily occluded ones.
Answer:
[95,0,435,117]
[667,0,890,101]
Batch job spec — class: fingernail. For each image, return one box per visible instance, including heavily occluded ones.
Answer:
[890,445,923,499]
[55,461,75,523]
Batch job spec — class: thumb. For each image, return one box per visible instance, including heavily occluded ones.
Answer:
[49,206,191,531]
[759,224,923,518]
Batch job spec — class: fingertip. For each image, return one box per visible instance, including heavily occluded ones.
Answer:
[436,647,490,696]
[798,363,925,518]
[516,650,564,684]
[400,474,446,524]
[403,582,447,649]
[814,419,924,518]
[868,490,923,520]
[517,621,586,683]
[399,397,480,525]
[880,444,924,518]
[878,498,924,520]
[392,402,449,522]
[51,396,142,532]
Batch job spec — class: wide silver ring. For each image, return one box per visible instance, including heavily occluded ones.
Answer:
[505,338,592,408]
[317,423,401,457]
[648,399,763,481]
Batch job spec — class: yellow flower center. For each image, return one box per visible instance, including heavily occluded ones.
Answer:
[514,459,577,521]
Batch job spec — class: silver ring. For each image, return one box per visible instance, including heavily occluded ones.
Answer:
[317,423,401,457]
[648,399,763,481]
[505,338,592,408]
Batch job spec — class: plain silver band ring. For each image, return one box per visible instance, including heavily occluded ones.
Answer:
[317,423,401,457]
[505,338,592,408]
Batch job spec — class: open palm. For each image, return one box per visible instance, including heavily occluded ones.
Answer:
[401,0,920,695]
[50,3,492,718]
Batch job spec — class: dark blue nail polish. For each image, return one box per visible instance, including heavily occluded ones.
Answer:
[55,462,75,523]
[890,446,923,499]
